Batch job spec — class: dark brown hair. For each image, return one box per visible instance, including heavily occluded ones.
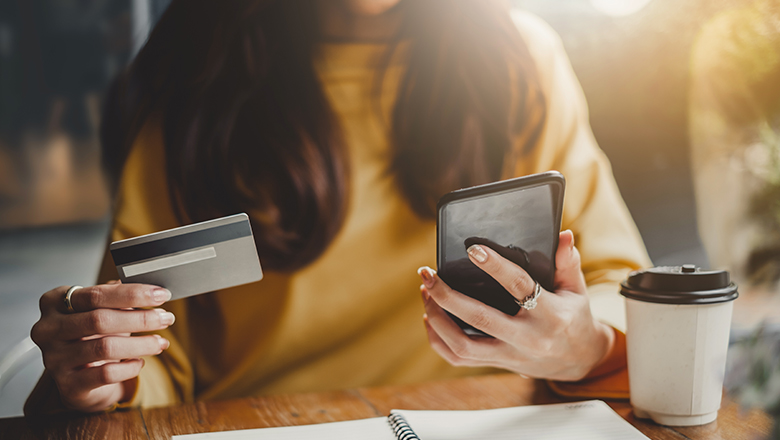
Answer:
[101,0,545,271]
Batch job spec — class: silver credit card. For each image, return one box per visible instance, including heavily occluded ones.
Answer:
[110,213,263,300]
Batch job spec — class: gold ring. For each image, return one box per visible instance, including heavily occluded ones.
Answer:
[64,285,82,313]
[515,281,542,311]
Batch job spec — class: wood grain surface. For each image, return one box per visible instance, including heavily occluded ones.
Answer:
[0,374,772,440]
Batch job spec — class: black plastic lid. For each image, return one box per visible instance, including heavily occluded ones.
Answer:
[619,265,738,305]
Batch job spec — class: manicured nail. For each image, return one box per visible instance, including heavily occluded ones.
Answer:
[155,335,170,350]
[566,230,575,249]
[420,286,430,303]
[467,244,488,263]
[418,267,436,288]
[157,310,175,326]
[154,288,172,303]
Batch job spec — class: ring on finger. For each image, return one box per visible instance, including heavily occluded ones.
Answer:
[515,281,542,311]
[63,285,83,313]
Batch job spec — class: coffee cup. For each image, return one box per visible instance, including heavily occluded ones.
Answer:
[620,264,738,426]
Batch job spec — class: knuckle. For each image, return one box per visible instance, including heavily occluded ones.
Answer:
[559,309,576,326]
[469,309,492,332]
[93,338,112,360]
[38,293,49,312]
[508,277,532,297]
[485,258,503,274]
[449,340,472,359]
[530,336,553,356]
[434,289,456,311]
[87,310,111,334]
[40,287,66,312]
[30,321,45,345]
[83,286,103,308]
[97,365,115,385]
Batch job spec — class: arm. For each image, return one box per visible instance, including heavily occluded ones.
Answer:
[25,121,196,414]
[513,12,650,398]
[516,12,651,396]
[509,11,650,330]
[418,11,650,398]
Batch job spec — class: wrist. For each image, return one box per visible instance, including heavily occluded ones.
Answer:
[587,321,617,378]
[568,320,614,381]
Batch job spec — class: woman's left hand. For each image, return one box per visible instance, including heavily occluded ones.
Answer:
[418,230,614,381]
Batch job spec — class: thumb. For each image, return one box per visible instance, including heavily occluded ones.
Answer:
[554,230,587,294]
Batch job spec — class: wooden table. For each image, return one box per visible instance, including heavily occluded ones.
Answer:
[0,374,772,439]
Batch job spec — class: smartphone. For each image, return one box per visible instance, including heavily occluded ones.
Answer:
[436,171,565,336]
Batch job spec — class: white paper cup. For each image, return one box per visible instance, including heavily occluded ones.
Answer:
[620,265,738,426]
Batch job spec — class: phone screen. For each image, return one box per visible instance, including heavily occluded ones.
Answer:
[437,174,564,333]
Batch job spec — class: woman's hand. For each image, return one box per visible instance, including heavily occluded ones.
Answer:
[30,282,175,413]
[418,230,614,381]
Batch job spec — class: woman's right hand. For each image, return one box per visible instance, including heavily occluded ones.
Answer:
[30,282,175,413]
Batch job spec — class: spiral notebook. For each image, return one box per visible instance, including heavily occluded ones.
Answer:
[172,400,649,439]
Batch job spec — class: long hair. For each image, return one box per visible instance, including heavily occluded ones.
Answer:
[101,0,545,271]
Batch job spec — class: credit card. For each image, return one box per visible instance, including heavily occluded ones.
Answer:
[110,213,263,300]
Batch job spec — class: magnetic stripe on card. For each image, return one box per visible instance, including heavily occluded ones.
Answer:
[111,221,252,266]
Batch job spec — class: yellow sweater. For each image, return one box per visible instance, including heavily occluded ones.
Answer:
[27,12,650,412]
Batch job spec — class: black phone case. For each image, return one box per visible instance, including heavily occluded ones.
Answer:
[436,171,566,336]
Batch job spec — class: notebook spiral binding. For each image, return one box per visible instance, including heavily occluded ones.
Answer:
[388,413,421,440]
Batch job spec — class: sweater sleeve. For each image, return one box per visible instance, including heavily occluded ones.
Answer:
[509,11,652,398]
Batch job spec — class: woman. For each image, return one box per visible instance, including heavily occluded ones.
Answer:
[27,0,650,414]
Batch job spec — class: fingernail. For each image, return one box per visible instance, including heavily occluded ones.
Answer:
[418,267,436,288]
[420,286,430,303]
[153,288,172,303]
[155,335,170,350]
[567,230,575,250]
[157,310,175,326]
[467,244,488,263]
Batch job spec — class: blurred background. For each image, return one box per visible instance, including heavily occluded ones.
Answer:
[1,0,778,418]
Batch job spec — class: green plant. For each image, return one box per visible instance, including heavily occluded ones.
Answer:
[726,326,780,438]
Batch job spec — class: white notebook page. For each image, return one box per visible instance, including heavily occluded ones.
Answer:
[171,417,395,440]
[394,400,649,440]
[172,400,648,440]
